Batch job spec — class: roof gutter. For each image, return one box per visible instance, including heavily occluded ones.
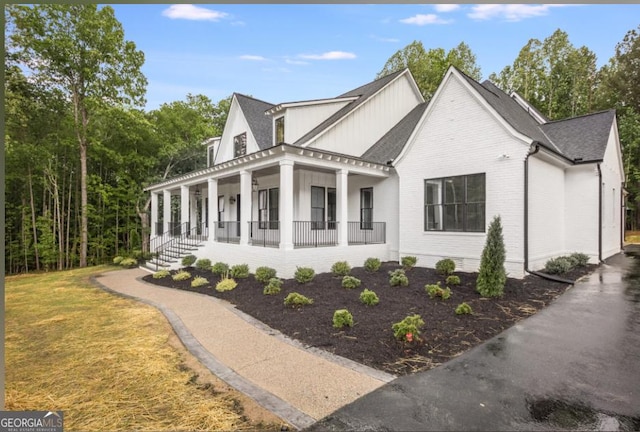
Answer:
[524,142,575,284]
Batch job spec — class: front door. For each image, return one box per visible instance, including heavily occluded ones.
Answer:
[236,194,241,237]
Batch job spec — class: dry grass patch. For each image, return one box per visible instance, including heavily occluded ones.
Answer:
[626,231,640,244]
[5,267,284,431]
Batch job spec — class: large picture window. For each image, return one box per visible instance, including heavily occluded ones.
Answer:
[258,188,279,229]
[233,132,247,157]
[424,173,485,232]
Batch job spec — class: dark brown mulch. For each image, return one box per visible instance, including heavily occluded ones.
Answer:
[143,262,596,375]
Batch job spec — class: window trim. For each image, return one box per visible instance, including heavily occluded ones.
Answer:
[424,173,485,233]
[310,186,325,230]
[275,116,285,145]
[360,187,373,230]
[233,132,247,158]
[217,195,225,228]
[257,188,279,229]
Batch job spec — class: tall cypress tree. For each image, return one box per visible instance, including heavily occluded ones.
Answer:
[476,215,507,298]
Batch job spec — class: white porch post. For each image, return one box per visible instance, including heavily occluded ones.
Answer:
[150,192,158,237]
[239,170,252,245]
[208,178,217,241]
[280,160,294,250]
[190,190,197,232]
[163,190,171,234]
[337,169,349,247]
[180,185,189,235]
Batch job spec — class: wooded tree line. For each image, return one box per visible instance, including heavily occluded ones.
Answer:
[4,4,640,274]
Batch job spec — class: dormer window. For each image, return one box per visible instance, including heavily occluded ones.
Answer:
[207,145,215,167]
[234,132,247,157]
[275,117,285,145]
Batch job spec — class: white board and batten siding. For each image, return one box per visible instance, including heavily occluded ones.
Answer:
[395,73,530,278]
[308,74,422,157]
[214,96,261,164]
[281,100,352,144]
[600,123,625,259]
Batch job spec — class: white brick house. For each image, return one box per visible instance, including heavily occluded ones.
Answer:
[144,67,624,278]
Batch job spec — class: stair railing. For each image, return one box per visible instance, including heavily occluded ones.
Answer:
[152,222,208,271]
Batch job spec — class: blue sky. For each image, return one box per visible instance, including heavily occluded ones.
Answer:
[109,4,640,111]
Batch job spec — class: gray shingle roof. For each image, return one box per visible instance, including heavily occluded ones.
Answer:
[234,93,275,150]
[361,102,429,164]
[293,69,407,146]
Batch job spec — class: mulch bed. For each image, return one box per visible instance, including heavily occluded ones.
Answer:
[143,262,596,375]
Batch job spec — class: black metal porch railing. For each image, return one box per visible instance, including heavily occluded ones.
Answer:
[348,221,386,245]
[249,221,280,247]
[215,221,240,244]
[293,221,338,247]
[155,222,164,236]
[169,221,182,236]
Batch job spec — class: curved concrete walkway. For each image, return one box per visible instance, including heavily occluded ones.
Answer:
[92,268,394,430]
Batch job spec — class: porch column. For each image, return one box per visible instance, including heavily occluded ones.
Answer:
[280,160,294,250]
[150,192,159,237]
[337,169,349,247]
[239,170,252,245]
[163,190,171,234]
[180,185,190,235]
[208,178,218,242]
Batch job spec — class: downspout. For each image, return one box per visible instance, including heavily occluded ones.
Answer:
[621,181,625,250]
[524,143,574,284]
[597,164,603,263]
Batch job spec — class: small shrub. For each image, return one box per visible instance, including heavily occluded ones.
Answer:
[254,266,277,284]
[332,309,354,329]
[401,256,417,269]
[263,278,282,295]
[172,270,191,281]
[152,269,170,279]
[476,215,507,298]
[392,314,425,342]
[112,256,124,265]
[119,258,138,268]
[211,262,229,276]
[359,289,379,306]
[195,258,212,271]
[342,276,361,289]
[426,282,451,300]
[294,267,315,284]
[455,302,473,315]
[388,269,409,287]
[331,261,351,276]
[436,258,456,276]
[181,254,197,267]
[446,275,461,286]
[191,276,209,288]
[215,278,237,292]
[364,257,381,272]
[544,257,573,275]
[284,292,314,307]
[230,264,250,279]
[570,252,590,267]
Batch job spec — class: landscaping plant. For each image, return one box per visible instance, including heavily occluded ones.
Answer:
[359,289,379,306]
[119,258,138,268]
[455,302,473,315]
[476,215,506,298]
[331,261,351,276]
[392,314,425,342]
[181,254,197,267]
[254,266,277,284]
[191,276,209,288]
[401,256,417,270]
[195,258,212,271]
[211,262,229,276]
[152,269,170,279]
[284,292,314,307]
[172,270,191,281]
[426,282,451,300]
[389,269,409,287]
[364,257,381,272]
[294,267,315,283]
[341,275,361,289]
[230,264,250,279]
[113,256,124,265]
[215,277,237,292]
[544,257,573,274]
[263,278,282,295]
[435,258,455,276]
[332,309,354,329]
[446,275,461,286]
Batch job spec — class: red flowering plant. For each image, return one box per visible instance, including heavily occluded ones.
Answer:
[392,314,425,345]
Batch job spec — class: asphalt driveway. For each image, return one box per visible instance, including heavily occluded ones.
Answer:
[308,249,640,431]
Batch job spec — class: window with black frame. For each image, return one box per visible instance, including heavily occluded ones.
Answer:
[424,173,485,232]
[217,196,224,228]
[268,188,279,229]
[257,188,279,229]
[327,188,336,230]
[311,186,325,230]
[275,117,285,144]
[233,132,246,157]
[360,188,373,230]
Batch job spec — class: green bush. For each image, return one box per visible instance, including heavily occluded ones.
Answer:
[119,258,138,268]
[570,252,590,267]
[230,264,250,279]
[284,292,314,307]
[446,275,461,286]
[359,289,379,306]
[435,258,456,276]
[455,302,473,315]
[152,269,170,279]
[113,256,124,265]
[401,256,417,269]
[294,267,315,284]
[331,261,351,276]
[388,269,409,287]
[263,278,282,295]
[211,262,229,276]
[172,270,191,281]
[254,266,277,284]
[181,254,197,267]
[342,276,361,289]
[364,257,381,272]
[392,314,425,342]
[476,215,507,298]
[195,258,212,271]
[544,257,573,274]
[426,282,451,300]
[191,276,209,288]
[332,309,354,329]
[215,278,237,292]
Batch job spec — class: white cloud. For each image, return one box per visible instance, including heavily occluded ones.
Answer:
[371,35,400,43]
[400,14,452,25]
[285,59,310,65]
[239,55,267,61]
[162,4,228,21]
[468,4,571,22]
[298,51,357,60]
[434,4,461,13]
